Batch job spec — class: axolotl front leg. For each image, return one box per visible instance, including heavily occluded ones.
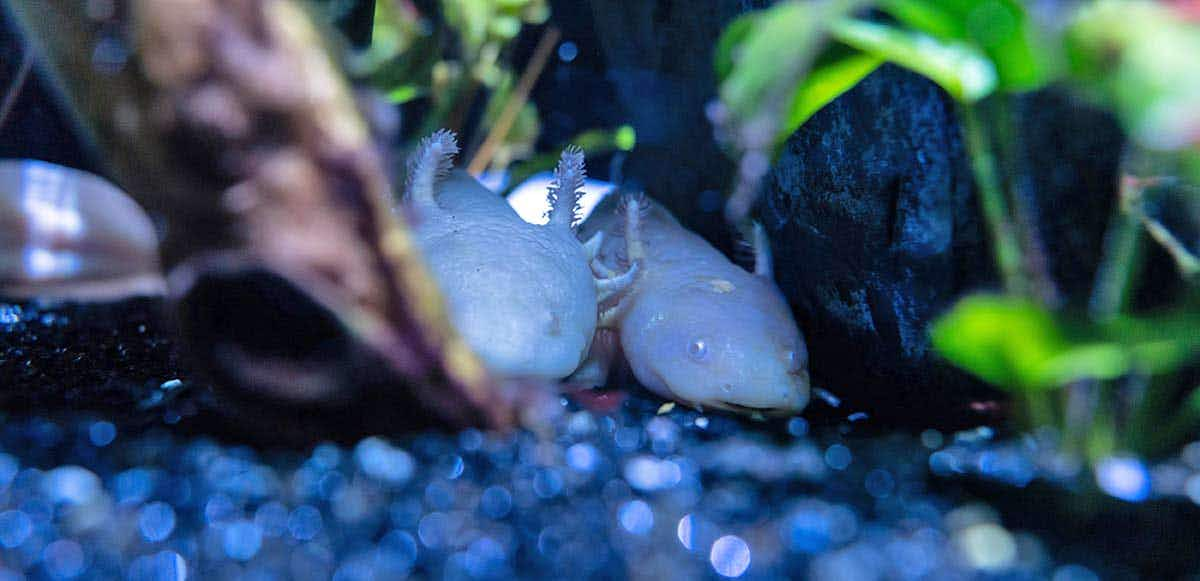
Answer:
[566,194,646,388]
[589,233,640,304]
[551,147,641,307]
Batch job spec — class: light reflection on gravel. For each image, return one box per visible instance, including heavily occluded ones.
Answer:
[0,399,1119,581]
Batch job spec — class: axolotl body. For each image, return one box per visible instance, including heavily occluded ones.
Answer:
[576,194,810,415]
[402,131,635,379]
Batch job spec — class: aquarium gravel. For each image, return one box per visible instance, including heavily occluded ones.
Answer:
[0,300,1152,580]
[0,404,1119,581]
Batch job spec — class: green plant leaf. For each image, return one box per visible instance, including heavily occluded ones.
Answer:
[879,0,1049,91]
[1038,343,1129,385]
[930,295,1065,390]
[877,0,965,39]
[1066,1,1200,150]
[933,294,1200,391]
[830,18,997,103]
[614,125,637,151]
[1043,332,1200,385]
[1096,309,1200,373]
[783,46,883,135]
[714,12,761,82]
[386,85,424,104]
[715,1,843,120]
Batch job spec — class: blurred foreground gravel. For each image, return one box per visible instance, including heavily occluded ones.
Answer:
[0,408,1100,581]
[0,300,1158,580]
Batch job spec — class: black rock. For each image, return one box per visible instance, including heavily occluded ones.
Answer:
[760,70,1142,428]
[1013,91,1125,305]
[761,65,998,428]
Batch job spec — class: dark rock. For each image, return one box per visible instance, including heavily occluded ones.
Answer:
[762,74,1139,428]
[762,65,998,428]
[1014,91,1125,305]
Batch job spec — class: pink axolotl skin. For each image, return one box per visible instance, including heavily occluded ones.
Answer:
[575,194,810,416]
[402,131,635,380]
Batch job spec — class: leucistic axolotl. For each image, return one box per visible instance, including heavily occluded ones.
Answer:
[402,130,637,379]
[574,193,810,416]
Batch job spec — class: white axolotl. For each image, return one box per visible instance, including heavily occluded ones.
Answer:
[402,130,636,379]
[574,193,810,416]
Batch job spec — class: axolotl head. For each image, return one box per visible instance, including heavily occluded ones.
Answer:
[621,276,810,415]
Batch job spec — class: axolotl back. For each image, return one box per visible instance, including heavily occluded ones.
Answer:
[402,132,636,380]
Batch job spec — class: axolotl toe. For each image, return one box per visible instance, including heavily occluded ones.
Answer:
[576,194,810,416]
[402,131,634,380]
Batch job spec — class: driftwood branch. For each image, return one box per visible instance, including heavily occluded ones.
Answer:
[9,0,512,430]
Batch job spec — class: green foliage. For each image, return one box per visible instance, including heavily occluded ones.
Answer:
[878,0,1050,91]
[933,295,1200,392]
[824,0,1051,103]
[712,0,1046,161]
[715,1,850,124]
[441,0,549,85]
[347,0,551,168]
[712,0,1200,462]
[1064,0,1200,151]
[930,296,1064,390]
[783,46,883,132]
[828,18,996,103]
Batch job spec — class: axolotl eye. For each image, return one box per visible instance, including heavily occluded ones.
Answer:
[687,339,709,362]
[784,344,808,373]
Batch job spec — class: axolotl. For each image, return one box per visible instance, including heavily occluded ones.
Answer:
[575,194,810,415]
[402,131,636,379]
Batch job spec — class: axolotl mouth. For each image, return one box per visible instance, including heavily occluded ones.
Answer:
[685,397,806,418]
[711,387,810,417]
[652,370,810,417]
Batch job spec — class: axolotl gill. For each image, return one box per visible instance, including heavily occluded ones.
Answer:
[402,131,636,380]
[576,194,811,416]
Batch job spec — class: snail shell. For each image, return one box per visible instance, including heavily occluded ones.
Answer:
[0,160,165,300]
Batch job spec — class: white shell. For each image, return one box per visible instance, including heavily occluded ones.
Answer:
[0,160,164,300]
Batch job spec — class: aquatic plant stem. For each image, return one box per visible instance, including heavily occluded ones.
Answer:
[961,104,1027,297]
[995,98,1058,305]
[1125,374,1167,455]
[1062,380,1096,458]
[467,26,560,176]
[1089,176,1144,320]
